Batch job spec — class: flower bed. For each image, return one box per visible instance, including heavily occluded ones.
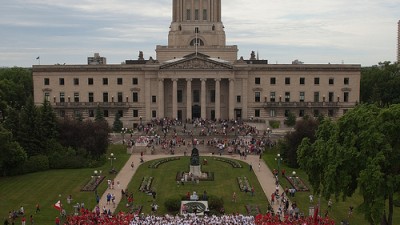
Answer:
[148,157,180,168]
[175,171,215,181]
[285,175,309,192]
[139,177,153,192]
[81,176,105,192]
[214,157,242,168]
[245,204,261,215]
[127,204,143,215]
[237,176,251,192]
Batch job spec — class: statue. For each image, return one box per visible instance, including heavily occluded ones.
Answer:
[138,51,144,60]
[250,51,256,60]
[190,147,200,166]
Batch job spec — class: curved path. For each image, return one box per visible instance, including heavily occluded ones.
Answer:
[96,151,288,214]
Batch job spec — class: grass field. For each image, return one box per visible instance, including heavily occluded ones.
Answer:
[0,144,130,225]
[262,148,400,224]
[118,156,269,215]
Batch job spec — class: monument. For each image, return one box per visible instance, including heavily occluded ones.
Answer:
[189,147,202,178]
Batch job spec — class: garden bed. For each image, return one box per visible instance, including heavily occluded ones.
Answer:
[139,177,153,192]
[175,171,215,181]
[148,157,181,168]
[285,175,309,192]
[237,176,251,192]
[214,157,242,168]
[245,204,261,215]
[81,176,106,192]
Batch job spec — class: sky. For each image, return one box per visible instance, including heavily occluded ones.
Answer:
[0,0,399,67]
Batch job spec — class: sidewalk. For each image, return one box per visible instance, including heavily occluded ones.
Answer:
[95,152,287,214]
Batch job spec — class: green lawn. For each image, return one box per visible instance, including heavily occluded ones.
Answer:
[263,148,400,224]
[0,144,130,225]
[118,156,269,215]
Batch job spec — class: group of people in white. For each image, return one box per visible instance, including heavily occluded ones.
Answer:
[129,214,255,225]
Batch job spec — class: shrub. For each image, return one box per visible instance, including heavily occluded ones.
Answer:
[269,120,280,129]
[164,197,181,213]
[208,195,224,211]
[24,155,49,173]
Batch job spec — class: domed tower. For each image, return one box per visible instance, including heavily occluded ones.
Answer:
[156,0,238,62]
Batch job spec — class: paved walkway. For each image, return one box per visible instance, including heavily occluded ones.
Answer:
[96,151,288,214]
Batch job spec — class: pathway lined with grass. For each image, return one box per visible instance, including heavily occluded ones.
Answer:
[96,151,285,215]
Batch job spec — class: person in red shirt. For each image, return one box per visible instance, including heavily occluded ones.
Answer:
[55,216,60,225]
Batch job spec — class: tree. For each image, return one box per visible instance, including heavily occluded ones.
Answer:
[39,100,58,139]
[284,112,296,127]
[298,104,400,225]
[0,124,27,176]
[95,106,105,122]
[113,112,123,132]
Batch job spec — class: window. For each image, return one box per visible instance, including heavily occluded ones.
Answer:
[255,77,261,84]
[133,110,139,117]
[103,78,108,85]
[270,109,276,117]
[328,92,334,102]
[313,110,319,117]
[60,92,65,103]
[344,92,349,102]
[285,77,290,85]
[195,9,199,20]
[329,78,334,85]
[132,78,138,85]
[284,110,290,117]
[328,109,334,117]
[270,77,276,85]
[117,92,123,102]
[300,77,305,85]
[103,92,108,102]
[152,110,157,118]
[117,78,123,85]
[299,109,305,117]
[152,96,157,103]
[74,78,79,85]
[285,92,290,102]
[299,92,305,102]
[44,78,50,85]
[255,92,261,102]
[59,78,64,85]
[186,9,191,20]
[177,90,183,103]
[237,96,241,103]
[88,78,93,85]
[314,77,320,85]
[203,9,207,20]
[193,90,200,103]
[74,92,79,102]
[132,92,138,102]
[210,90,215,103]
[255,109,260,117]
[88,110,94,117]
[195,27,199,33]
[314,92,320,102]
[44,92,50,101]
[270,92,276,102]
[88,92,94,102]
[104,110,109,117]
[118,110,123,118]
[344,78,349,85]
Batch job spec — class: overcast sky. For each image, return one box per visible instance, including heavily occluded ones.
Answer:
[0,0,399,67]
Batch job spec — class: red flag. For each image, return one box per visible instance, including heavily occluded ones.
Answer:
[54,200,62,211]
[313,204,319,225]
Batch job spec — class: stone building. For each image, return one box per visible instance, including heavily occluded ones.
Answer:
[32,0,360,128]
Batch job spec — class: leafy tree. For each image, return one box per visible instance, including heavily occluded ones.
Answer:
[39,100,58,139]
[298,104,400,225]
[0,67,33,110]
[95,106,105,122]
[284,112,296,127]
[0,124,27,176]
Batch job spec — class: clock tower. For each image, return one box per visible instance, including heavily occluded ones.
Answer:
[156,0,238,62]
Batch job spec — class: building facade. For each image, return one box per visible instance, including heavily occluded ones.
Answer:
[32,0,360,128]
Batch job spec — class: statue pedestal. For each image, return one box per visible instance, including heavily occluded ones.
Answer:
[190,165,202,177]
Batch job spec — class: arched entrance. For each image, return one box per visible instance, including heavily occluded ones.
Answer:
[192,105,201,119]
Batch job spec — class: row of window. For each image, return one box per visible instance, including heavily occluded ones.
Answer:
[45,92,139,103]
[60,109,150,119]
[254,77,350,85]
[253,91,350,102]
[253,109,336,118]
[44,77,139,86]
[186,9,207,21]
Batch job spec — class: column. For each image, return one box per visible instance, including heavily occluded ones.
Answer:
[186,78,192,120]
[158,79,164,118]
[172,78,178,119]
[215,78,221,120]
[242,78,248,119]
[201,78,207,119]
[229,78,235,120]
[145,78,151,121]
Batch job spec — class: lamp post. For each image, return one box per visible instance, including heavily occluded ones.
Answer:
[292,171,297,187]
[121,127,128,144]
[91,170,102,195]
[275,153,282,177]
[108,153,116,173]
